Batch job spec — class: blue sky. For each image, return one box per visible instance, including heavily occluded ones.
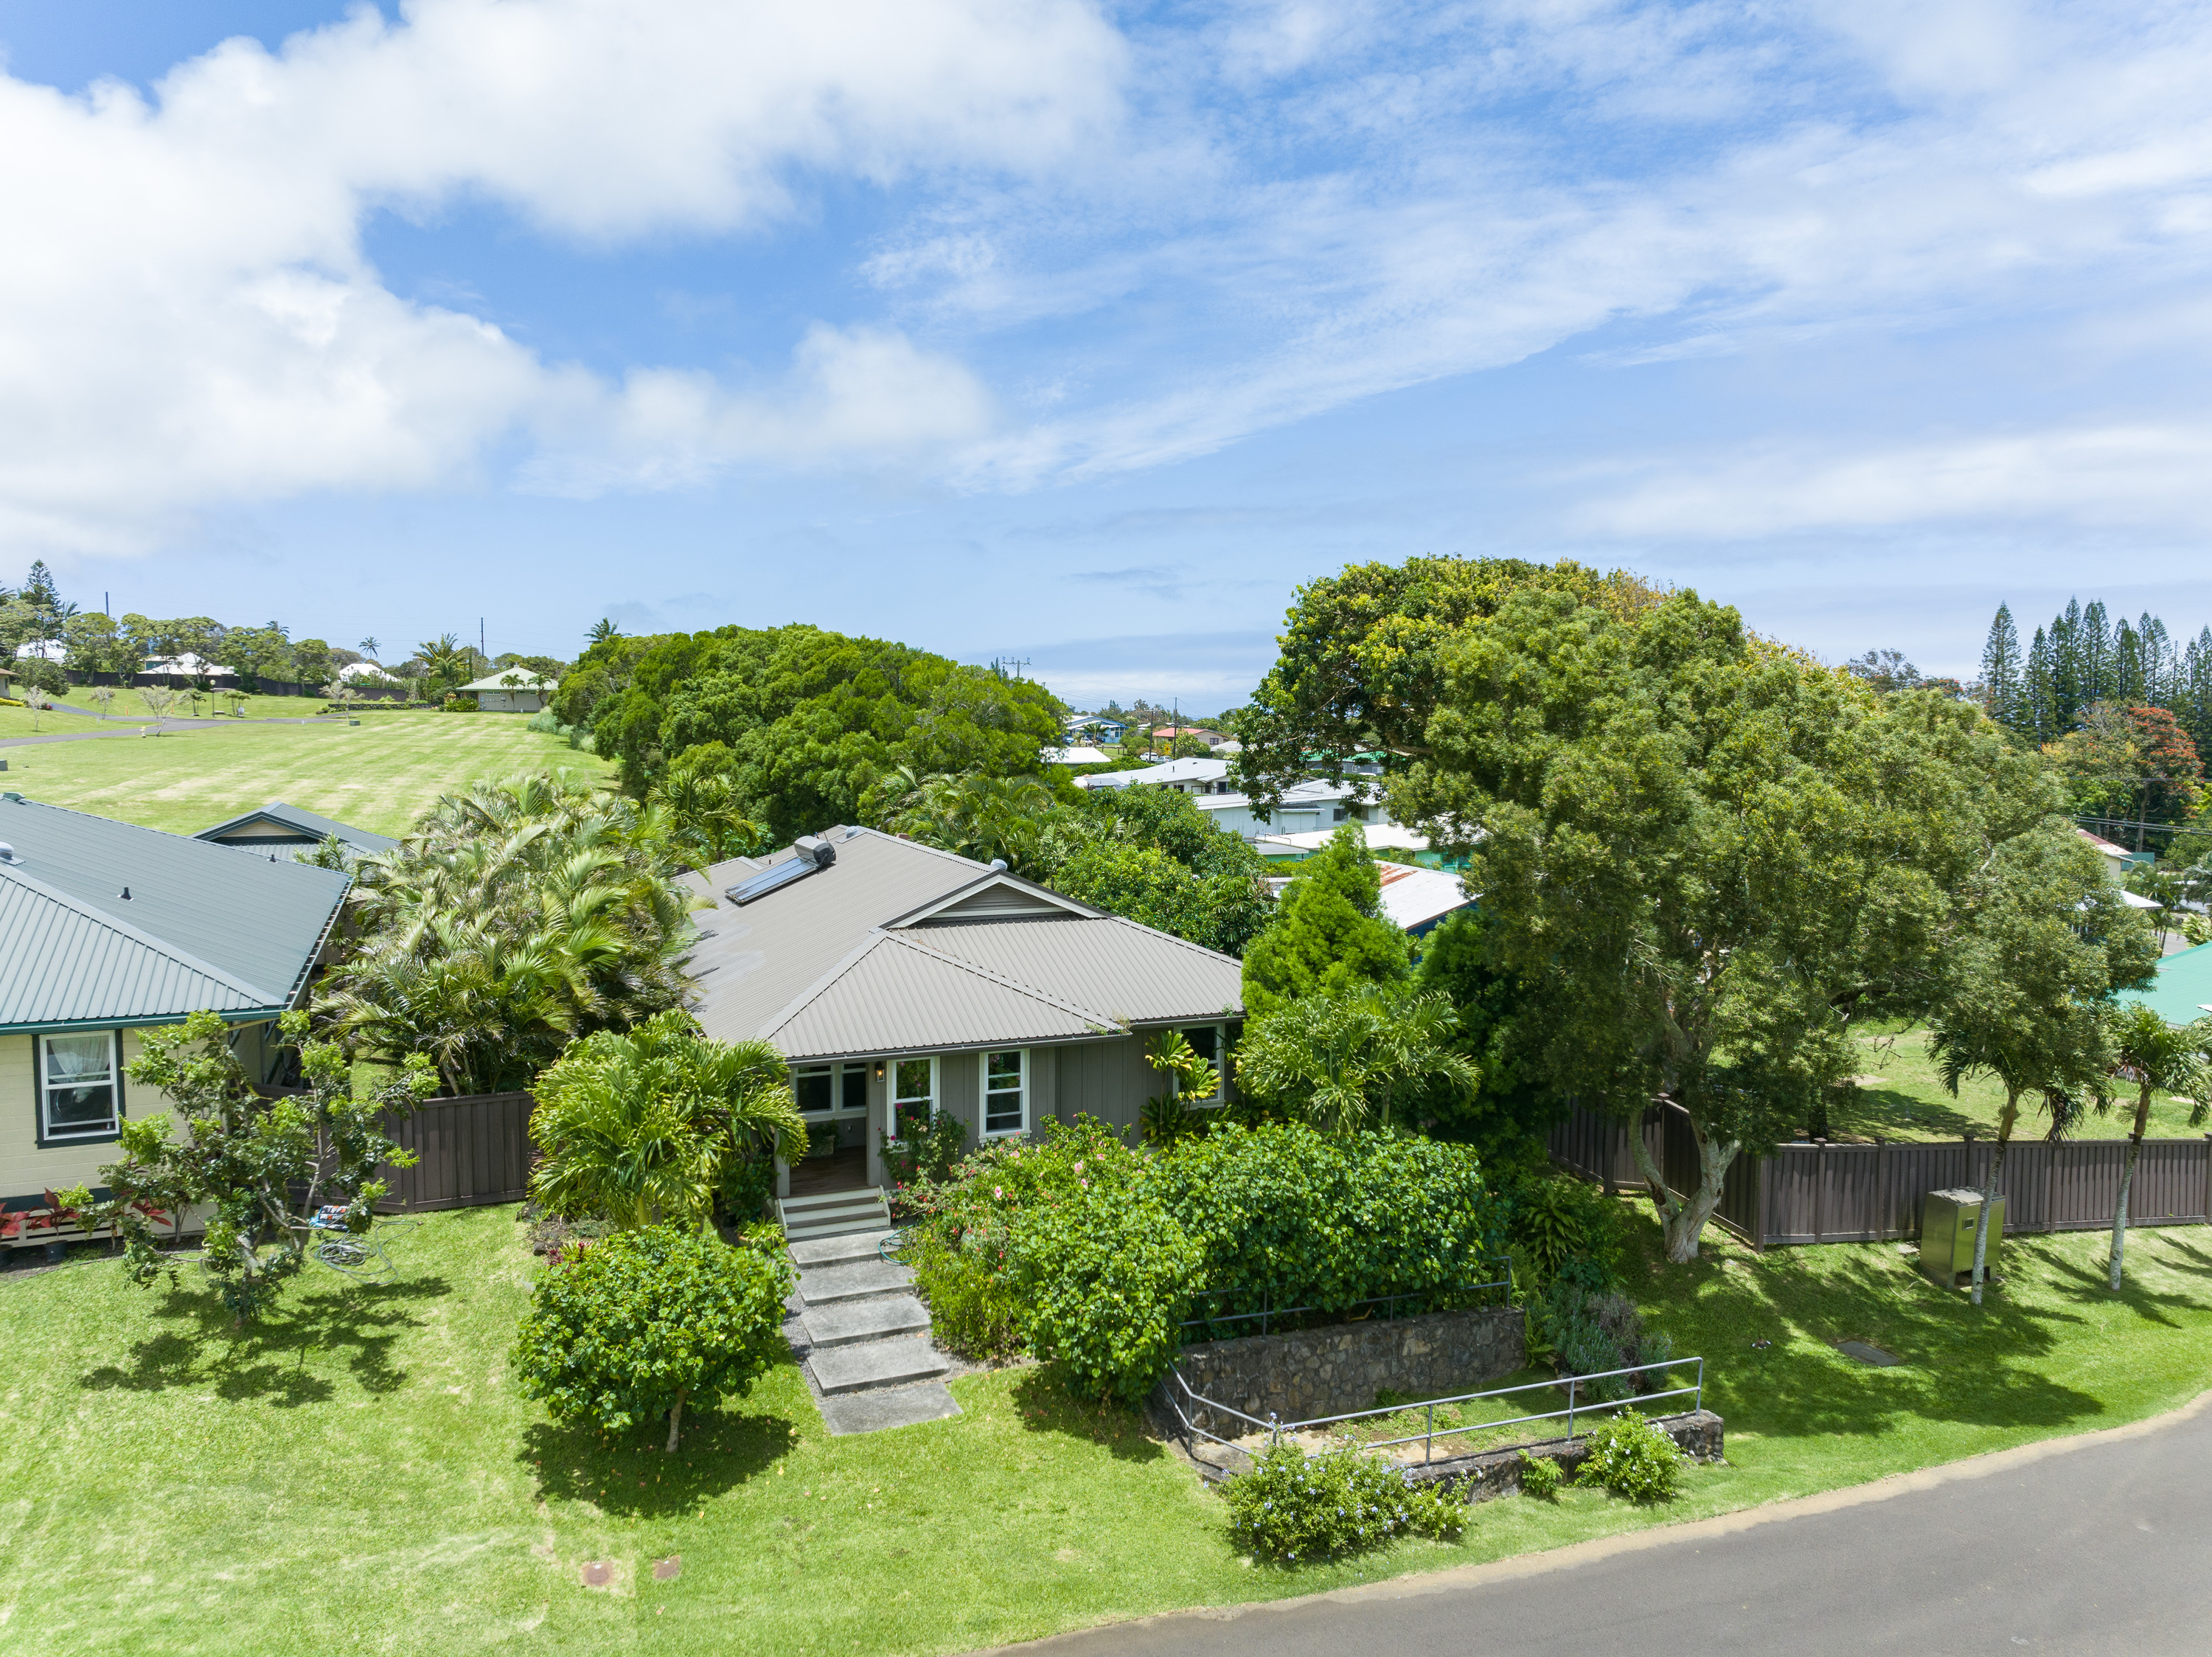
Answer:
[4,1,2212,706]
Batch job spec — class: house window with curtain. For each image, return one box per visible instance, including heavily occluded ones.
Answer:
[982,1049,1026,1136]
[38,1031,122,1142]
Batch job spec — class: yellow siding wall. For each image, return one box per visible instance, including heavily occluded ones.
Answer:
[1,1029,182,1203]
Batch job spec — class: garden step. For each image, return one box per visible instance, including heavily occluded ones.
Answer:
[809,1335,951,1395]
[779,1189,891,1243]
[788,1229,900,1269]
[797,1258,915,1305]
[802,1293,931,1349]
[816,1381,961,1436]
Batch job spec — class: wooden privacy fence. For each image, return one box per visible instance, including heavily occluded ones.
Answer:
[378,1091,535,1212]
[1550,1102,2212,1249]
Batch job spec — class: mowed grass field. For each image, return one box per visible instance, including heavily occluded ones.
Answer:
[4,1201,2208,1656]
[0,712,611,836]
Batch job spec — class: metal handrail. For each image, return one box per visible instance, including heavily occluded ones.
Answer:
[1162,1354,1705,1468]
[1178,1259,1514,1341]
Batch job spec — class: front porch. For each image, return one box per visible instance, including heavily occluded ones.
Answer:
[787,1144,873,1198]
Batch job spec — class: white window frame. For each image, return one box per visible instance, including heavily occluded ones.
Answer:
[37,1029,125,1144]
[1175,1024,1226,1108]
[891,1055,937,1130]
[980,1048,1029,1139]
[794,1060,872,1117]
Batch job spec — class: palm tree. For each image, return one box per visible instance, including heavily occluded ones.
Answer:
[358,636,381,663]
[890,772,1054,872]
[528,1011,806,1227]
[1236,984,1478,1133]
[2103,1005,2212,1291]
[587,618,621,647]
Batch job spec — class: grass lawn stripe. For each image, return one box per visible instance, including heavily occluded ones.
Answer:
[3,1201,2208,1653]
[0,714,611,836]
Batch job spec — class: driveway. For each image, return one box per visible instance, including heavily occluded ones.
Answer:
[984,1394,2211,1656]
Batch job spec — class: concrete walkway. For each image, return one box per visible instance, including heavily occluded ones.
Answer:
[981,1392,2212,1657]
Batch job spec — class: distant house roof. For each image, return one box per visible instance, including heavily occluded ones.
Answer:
[1077,756,1231,791]
[2115,941,2212,1026]
[1042,745,1111,766]
[1373,863,1475,935]
[142,652,235,678]
[1253,823,1433,857]
[460,670,557,693]
[193,800,398,854]
[681,827,1243,1063]
[0,794,350,1032]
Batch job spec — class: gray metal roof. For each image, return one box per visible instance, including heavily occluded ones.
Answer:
[683,826,1245,1061]
[193,799,399,852]
[0,794,350,1031]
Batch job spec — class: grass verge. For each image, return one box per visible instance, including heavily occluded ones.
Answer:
[2,1202,2207,1654]
[0,712,611,835]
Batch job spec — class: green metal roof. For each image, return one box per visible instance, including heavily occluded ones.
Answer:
[2113,942,2212,1027]
[193,799,398,852]
[0,794,349,1032]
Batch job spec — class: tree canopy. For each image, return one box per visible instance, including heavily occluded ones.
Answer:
[1239,825,1408,1015]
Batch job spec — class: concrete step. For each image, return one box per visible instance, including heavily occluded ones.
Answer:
[779,1189,891,1243]
[803,1293,931,1349]
[798,1258,915,1306]
[789,1229,900,1270]
[810,1335,952,1395]
[817,1381,961,1437]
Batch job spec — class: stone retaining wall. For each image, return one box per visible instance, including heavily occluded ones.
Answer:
[1172,1304,1525,1433]
[1402,1408,1725,1502]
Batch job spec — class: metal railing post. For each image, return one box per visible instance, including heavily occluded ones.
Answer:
[1696,1357,1704,1414]
[1425,1401,1435,1465]
[1567,1376,1577,1437]
[1270,1411,1280,1450]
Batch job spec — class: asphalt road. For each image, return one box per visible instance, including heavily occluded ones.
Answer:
[990,1395,2212,1657]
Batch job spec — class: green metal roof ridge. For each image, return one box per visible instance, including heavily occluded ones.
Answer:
[0,859,288,1007]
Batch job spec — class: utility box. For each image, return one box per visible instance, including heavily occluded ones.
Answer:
[1921,1188,2005,1288]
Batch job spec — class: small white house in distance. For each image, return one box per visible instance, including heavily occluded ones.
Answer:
[13,641,66,664]
[459,670,557,713]
[1042,745,1111,766]
[141,653,236,682]
[1077,756,1236,795]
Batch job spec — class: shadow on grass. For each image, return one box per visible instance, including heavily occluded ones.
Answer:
[1830,1086,1984,1142]
[1008,1365,1174,1465]
[520,1405,799,1518]
[77,1274,453,1404]
[1630,1223,2108,1445]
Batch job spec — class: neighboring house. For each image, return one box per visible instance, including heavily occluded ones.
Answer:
[0,794,351,1225]
[13,641,65,664]
[1063,714,1127,743]
[337,661,394,684]
[459,670,557,713]
[2076,827,2161,911]
[1262,859,1474,937]
[142,652,236,683]
[1077,756,1236,795]
[1041,745,1111,766]
[2115,941,2212,1025]
[1194,779,1397,841]
[1253,823,1438,864]
[681,827,1244,1192]
[194,800,398,857]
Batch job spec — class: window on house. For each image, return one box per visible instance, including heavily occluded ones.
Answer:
[40,1031,121,1141]
[1176,1025,1224,1105]
[1332,806,1347,821]
[983,1049,1026,1136]
[893,1057,935,1131]
[793,1065,834,1114]
[841,1066,869,1115]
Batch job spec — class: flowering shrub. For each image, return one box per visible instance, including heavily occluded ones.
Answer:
[1223,1445,1468,1563]
[1574,1408,1684,1502]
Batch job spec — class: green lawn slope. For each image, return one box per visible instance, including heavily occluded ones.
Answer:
[0,713,610,836]
[4,1200,2206,1654]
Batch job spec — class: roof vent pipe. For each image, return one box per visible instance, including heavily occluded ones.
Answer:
[0,841,18,864]
[989,858,1008,872]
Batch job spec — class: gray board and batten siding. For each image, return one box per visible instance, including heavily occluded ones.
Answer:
[1550,1100,2212,1248]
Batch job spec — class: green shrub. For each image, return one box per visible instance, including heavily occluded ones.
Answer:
[1223,1445,1467,1563]
[1152,1123,1500,1324]
[1537,1257,1674,1400]
[881,1104,968,1201]
[512,1224,790,1451]
[908,1226,1025,1361]
[717,1156,776,1224]
[1574,1408,1683,1502]
[1010,1186,1200,1403]
[1517,1451,1562,1500]
[1505,1175,1621,1285]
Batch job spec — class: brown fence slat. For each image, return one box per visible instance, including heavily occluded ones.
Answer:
[1549,1102,2212,1248]
[378,1091,535,1212]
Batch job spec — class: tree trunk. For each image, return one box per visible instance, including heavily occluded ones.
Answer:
[1626,1110,1739,1263]
[2110,1083,2153,1293]
[666,1388,686,1454]
[1971,1091,2020,1307]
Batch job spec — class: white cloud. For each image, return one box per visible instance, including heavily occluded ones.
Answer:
[1565,424,2212,540]
[0,0,1122,555]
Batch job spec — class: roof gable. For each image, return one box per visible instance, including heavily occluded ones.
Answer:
[888,871,1099,928]
[193,799,397,852]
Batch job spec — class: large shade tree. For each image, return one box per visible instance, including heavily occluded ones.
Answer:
[1377,586,2095,1262]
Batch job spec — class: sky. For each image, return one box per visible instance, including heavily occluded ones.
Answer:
[4,1,2212,708]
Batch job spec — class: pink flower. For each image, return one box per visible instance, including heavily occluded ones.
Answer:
[1074,1161,1085,1173]
[994,1186,1004,1199]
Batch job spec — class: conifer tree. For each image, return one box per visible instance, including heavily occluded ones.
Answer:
[1980,604,2023,729]
[1239,826,1411,1017]
[2023,628,2058,743]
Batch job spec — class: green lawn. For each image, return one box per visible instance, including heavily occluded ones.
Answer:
[0,713,611,836]
[1830,1025,2210,1142]
[5,1201,2208,1654]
